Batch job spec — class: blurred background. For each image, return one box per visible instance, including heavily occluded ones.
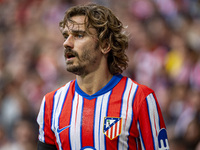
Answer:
[0,0,200,150]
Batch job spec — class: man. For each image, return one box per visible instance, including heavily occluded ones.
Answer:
[37,3,169,150]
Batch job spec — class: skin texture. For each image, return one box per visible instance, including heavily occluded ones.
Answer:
[62,15,112,95]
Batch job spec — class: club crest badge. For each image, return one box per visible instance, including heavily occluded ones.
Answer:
[103,117,122,140]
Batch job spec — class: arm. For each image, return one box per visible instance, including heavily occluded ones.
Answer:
[37,141,57,150]
[137,93,169,150]
[37,95,57,149]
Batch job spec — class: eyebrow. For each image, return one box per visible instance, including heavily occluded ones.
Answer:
[62,30,86,35]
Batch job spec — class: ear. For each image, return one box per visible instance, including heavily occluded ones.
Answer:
[101,40,111,54]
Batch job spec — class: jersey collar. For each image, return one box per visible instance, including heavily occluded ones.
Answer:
[75,74,123,100]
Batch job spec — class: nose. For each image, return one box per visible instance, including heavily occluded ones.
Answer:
[63,35,74,48]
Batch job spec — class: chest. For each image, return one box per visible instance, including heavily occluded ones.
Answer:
[52,91,139,150]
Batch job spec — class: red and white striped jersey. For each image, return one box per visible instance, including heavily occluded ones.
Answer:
[37,75,169,150]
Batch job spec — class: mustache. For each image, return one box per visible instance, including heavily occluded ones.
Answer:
[64,48,78,57]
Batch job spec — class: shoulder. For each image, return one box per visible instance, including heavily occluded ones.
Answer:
[44,80,75,105]
[123,76,154,97]
[123,76,155,111]
[122,77,158,122]
[132,80,154,97]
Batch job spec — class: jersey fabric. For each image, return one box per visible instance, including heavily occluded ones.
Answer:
[37,75,169,150]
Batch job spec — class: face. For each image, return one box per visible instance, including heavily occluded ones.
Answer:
[62,15,101,76]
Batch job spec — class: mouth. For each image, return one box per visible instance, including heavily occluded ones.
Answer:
[65,49,77,60]
[66,53,75,59]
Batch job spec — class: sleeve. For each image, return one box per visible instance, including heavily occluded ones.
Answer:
[137,92,169,150]
[37,141,57,150]
[37,95,57,146]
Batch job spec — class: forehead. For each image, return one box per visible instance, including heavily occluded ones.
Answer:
[65,15,86,31]
[62,15,98,36]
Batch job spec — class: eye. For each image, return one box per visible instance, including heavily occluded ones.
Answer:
[64,35,69,39]
[78,34,84,38]
[74,33,84,39]
[62,33,69,40]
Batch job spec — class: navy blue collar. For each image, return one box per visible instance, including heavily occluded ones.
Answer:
[75,74,123,100]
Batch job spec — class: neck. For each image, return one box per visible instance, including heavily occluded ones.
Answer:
[76,69,113,96]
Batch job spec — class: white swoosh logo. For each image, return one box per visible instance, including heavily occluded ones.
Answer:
[57,125,71,134]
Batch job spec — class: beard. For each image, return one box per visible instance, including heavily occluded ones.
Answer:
[64,48,83,75]
[64,44,99,76]
[66,61,86,75]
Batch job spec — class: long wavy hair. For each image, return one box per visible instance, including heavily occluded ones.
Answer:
[59,3,128,75]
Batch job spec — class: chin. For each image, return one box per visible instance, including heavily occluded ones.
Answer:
[66,66,88,76]
[67,66,81,75]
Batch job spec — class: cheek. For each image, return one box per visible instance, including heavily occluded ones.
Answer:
[80,43,99,60]
[76,38,100,60]
[81,49,95,62]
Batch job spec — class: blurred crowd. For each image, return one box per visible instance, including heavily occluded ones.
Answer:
[0,0,200,150]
